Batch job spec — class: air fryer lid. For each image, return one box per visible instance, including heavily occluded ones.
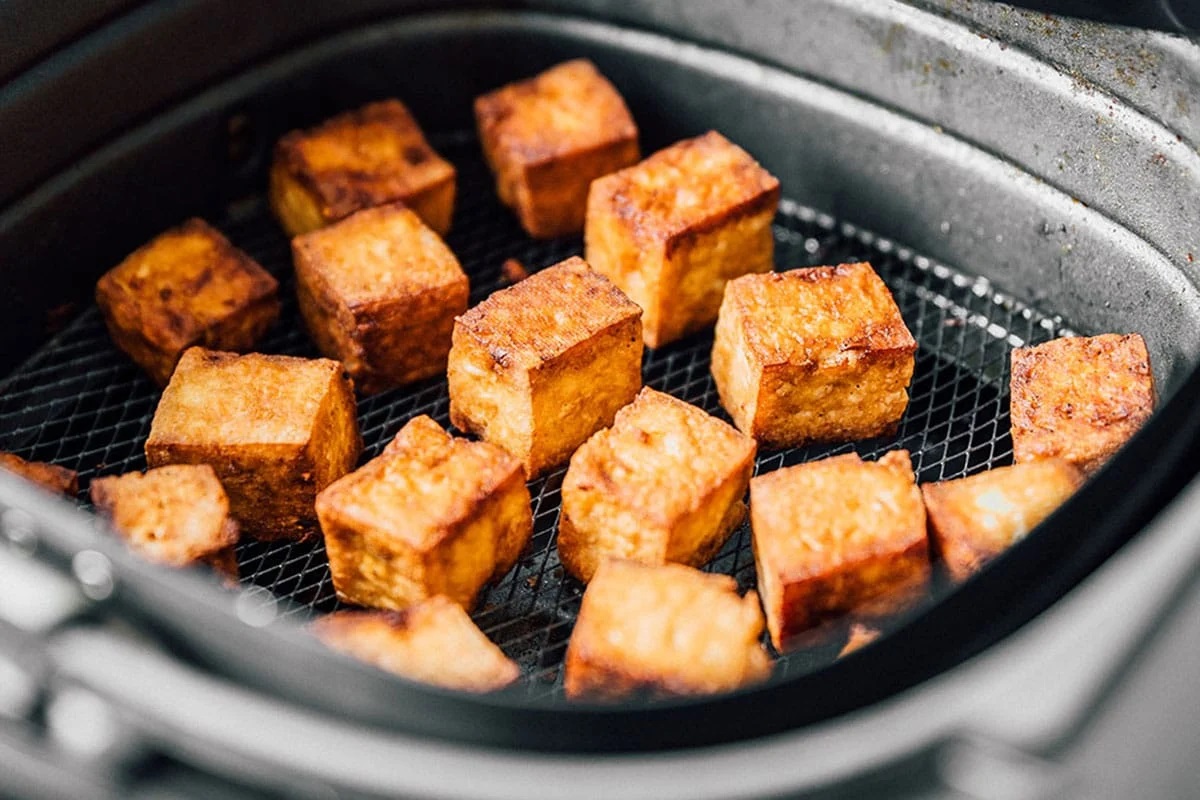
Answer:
[1,2,1199,754]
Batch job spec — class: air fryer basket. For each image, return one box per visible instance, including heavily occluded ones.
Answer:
[3,0,1200,772]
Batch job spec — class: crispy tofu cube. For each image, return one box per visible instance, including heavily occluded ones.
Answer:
[270,99,456,237]
[1010,333,1155,475]
[447,256,643,478]
[95,218,280,385]
[311,597,519,692]
[475,59,639,238]
[145,348,362,540]
[564,559,772,701]
[558,387,755,582]
[585,131,780,348]
[317,415,532,611]
[922,459,1083,582]
[750,450,929,650]
[89,464,239,570]
[712,263,917,447]
[0,452,78,496]
[293,202,469,395]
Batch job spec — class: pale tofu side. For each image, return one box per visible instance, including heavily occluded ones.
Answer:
[90,464,239,568]
[564,559,772,700]
[712,264,917,447]
[318,415,532,611]
[0,452,78,497]
[1010,333,1155,475]
[475,59,640,238]
[750,450,929,650]
[95,218,280,385]
[558,387,755,582]
[585,130,780,348]
[922,459,1083,582]
[311,597,520,692]
[293,202,470,395]
[145,348,362,540]
[448,256,644,478]
[270,99,456,237]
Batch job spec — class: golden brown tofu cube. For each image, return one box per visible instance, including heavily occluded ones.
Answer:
[89,464,239,570]
[270,99,456,237]
[475,59,639,238]
[317,415,532,611]
[712,263,917,448]
[922,459,1083,582]
[750,450,929,651]
[0,452,78,497]
[1010,333,1155,475]
[293,202,469,395]
[559,387,755,582]
[447,256,643,478]
[564,559,772,701]
[585,131,780,348]
[145,348,362,540]
[95,219,280,385]
[311,597,519,693]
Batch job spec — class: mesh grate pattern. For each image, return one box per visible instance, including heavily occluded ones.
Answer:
[0,132,1074,698]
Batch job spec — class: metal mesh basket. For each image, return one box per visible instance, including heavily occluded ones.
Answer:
[0,131,1072,699]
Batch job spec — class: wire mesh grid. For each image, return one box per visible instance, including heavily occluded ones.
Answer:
[0,132,1074,698]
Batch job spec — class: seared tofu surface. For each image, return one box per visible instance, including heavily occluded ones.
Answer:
[270,99,455,236]
[293,202,469,394]
[95,218,279,385]
[318,415,532,611]
[711,262,917,448]
[564,559,772,700]
[559,387,754,582]
[1010,333,1155,475]
[585,130,779,348]
[0,452,78,497]
[90,463,239,568]
[750,450,929,650]
[475,58,639,238]
[448,256,643,478]
[145,348,361,540]
[311,597,520,692]
[923,459,1083,582]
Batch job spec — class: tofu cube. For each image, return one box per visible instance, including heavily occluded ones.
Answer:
[90,464,239,570]
[1010,333,1155,475]
[585,131,780,348]
[475,59,640,238]
[564,559,772,701]
[712,263,917,447]
[559,387,755,582]
[0,452,78,496]
[317,415,532,611]
[95,218,280,385]
[447,256,643,478]
[923,459,1083,582]
[750,450,929,650]
[270,99,456,237]
[145,348,362,540]
[311,597,520,693]
[293,202,469,395]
